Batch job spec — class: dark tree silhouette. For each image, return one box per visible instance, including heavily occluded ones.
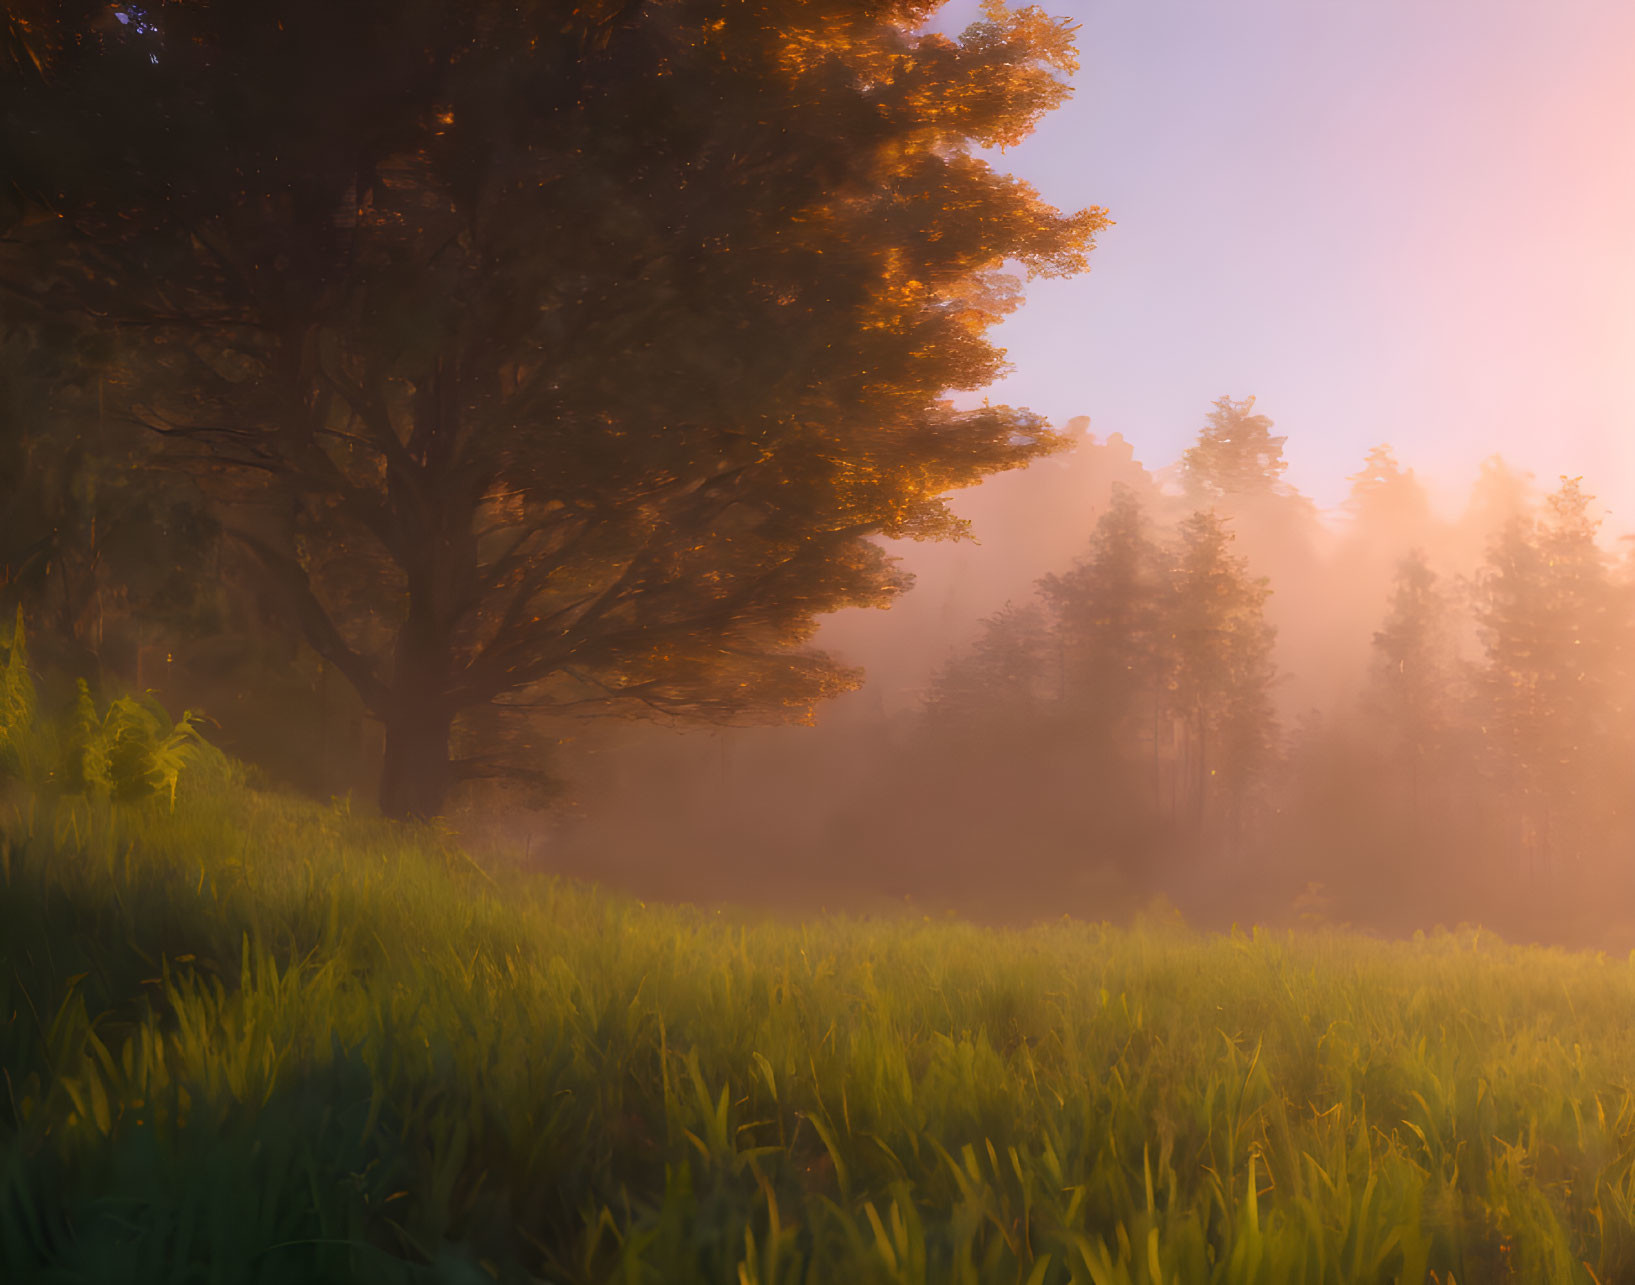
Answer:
[1163,510,1278,833]
[922,601,1051,737]
[1039,484,1165,733]
[1368,548,1454,822]
[1472,477,1621,870]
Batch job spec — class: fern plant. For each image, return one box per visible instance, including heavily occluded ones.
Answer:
[0,612,212,808]
[0,605,39,785]
[64,681,210,809]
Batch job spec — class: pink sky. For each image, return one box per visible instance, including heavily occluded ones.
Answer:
[931,0,1635,523]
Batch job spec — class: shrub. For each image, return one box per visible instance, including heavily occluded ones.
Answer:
[0,612,212,809]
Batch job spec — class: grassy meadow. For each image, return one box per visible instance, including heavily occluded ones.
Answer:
[6,693,1635,1281]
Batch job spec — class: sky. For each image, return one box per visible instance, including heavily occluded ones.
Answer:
[927,0,1635,521]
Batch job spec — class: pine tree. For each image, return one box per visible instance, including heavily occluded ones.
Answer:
[1454,455,1533,570]
[1179,396,1288,504]
[1473,477,1620,870]
[1038,484,1165,732]
[1346,445,1432,540]
[1161,511,1278,836]
[1368,548,1454,821]
[1534,478,1621,861]
[922,601,1051,739]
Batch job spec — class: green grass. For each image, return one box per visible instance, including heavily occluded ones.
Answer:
[6,756,1635,1283]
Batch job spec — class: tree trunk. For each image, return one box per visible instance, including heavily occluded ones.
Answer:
[378,696,455,820]
[377,610,457,820]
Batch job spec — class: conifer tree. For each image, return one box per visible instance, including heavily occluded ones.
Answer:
[1346,445,1433,542]
[1473,477,1620,868]
[1179,396,1288,504]
[1368,548,1454,820]
[922,601,1050,739]
[1162,510,1278,834]
[1037,483,1165,735]
[1534,478,1622,861]
[1454,456,1533,570]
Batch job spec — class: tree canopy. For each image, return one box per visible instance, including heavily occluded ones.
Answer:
[1,0,1105,816]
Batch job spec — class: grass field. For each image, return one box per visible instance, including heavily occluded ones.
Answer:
[6,741,1635,1283]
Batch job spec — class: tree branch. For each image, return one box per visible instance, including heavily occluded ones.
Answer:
[221,525,392,716]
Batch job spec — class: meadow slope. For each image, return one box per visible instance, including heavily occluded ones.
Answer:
[4,760,1635,1283]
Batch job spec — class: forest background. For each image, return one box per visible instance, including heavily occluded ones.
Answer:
[8,345,1633,944]
[5,0,1634,944]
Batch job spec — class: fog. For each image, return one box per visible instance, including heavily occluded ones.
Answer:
[512,401,1635,948]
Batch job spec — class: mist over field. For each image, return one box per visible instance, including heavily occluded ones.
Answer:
[531,411,1635,947]
[9,0,1634,947]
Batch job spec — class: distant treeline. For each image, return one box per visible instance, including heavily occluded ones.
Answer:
[892,396,1635,937]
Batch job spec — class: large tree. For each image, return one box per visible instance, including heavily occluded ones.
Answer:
[1,0,1104,816]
